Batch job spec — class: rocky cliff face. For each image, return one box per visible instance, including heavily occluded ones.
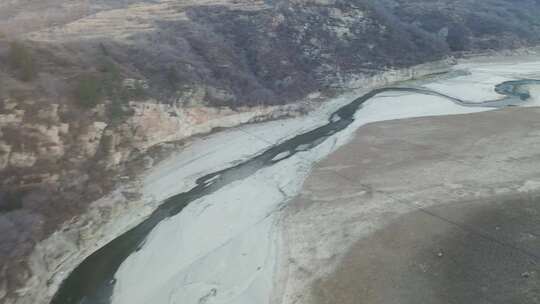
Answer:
[1,0,540,303]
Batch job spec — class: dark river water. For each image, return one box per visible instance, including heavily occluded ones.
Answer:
[50,79,539,304]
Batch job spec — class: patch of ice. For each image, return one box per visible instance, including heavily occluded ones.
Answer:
[518,180,540,193]
[272,151,292,162]
[424,61,540,103]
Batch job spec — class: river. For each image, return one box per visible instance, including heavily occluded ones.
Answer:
[50,72,540,304]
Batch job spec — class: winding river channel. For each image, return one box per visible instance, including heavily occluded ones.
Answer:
[51,78,540,304]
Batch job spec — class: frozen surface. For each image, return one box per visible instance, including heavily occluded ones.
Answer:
[142,94,355,204]
[424,60,540,104]
[111,58,538,304]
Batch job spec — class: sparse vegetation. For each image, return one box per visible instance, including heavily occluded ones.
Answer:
[100,58,120,94]
[7,41,37,82]
[74,58,143,124]
[133,81,146,99]
[166,67,180,90]
[109,96,132,124]
[74,58,120,108]
[75,76,102,108]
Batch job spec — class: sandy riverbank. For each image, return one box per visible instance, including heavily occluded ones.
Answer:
[275,57,540,304]
[279,107,540,304]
